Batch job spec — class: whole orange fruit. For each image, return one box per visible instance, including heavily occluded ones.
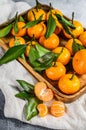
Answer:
[53,47,71,65]
[65,38,82,55]
[58,74,80,94]
[63,20,84,38]
[72,49,86,74]
[9,37,25,47]
[39,33,59,50]
[27,22,46,39]
[45,62,66,80]
[11,22,26,37]
[79,31,86,47]
[27,8,46,21]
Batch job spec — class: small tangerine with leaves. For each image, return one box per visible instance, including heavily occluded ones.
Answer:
[58,73,80,94]
[34,82,54,102]
[9,37,25,48]
[46,9,63,28]
[53,47,71,65]
[79,31,86,47]
[50,101,65,117]
[39,33,59,50]
[72,49,86,75]
[27,22,46,39]
[11,22,26,37]
[45,62,66,80]
[65,38,82,55]
[27,8,46,21]
[37,104,48,117]
[63,20,84,38]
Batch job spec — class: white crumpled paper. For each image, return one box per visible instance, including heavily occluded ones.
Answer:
[0,0,86,129]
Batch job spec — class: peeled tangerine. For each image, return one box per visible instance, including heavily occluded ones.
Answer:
[37,104,48,117]
[34,82,54,102]
[50,101,65,117]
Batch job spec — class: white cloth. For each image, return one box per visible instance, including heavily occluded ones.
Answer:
[0,0,86,130]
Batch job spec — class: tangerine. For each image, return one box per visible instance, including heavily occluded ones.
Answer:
[58,73,80,94]
[34,82,54,102]
[45,62,66,80]
[50,101,65,117]
[72,49,86,74]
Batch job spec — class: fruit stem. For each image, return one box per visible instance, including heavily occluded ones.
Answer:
[69,73,75,80]
[32,11,36,20]
[72,12,74,24]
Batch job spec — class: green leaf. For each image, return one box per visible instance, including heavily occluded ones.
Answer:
[45,13,56,39]
[34,52,58,71]
[26,97,42,120]
[34,58,53,71]
[13,12,18,34]
[55,14,75,29]
[72,39,85,54]
[19,16,25,22]
[23,14,43,28]
[0,24,12,38]
[16,80,34,93]
[37,52,56,64]
[15,91,33,100]
[29,46,40,67]
[35,43,50,57]
[0,44,27,64]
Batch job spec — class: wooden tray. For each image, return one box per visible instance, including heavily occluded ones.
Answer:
[0,5,86,103]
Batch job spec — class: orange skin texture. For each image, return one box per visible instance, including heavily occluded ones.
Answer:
[37,104,48,117]
[65,38,82,55]
[63,20,84,38]
[9,37,25,47]
[27,22,46,39]
[58,74,80,94]
[27,8,46,21]
[46,9,63,28]
[79,31,86,47]
[45,62,66,80]
[11,22,26,37]
[50,101,65,117]
[34,82,54,102]
[39,33,59,50]
[53,47,71,65]
[72,49,86,75]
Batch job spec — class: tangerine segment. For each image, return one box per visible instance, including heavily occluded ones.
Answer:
[65,38,82,55]
[27,22,46,39]
[39,33,59,50]
[53,47,71,65]
[79,31,86,47]
[9,37,25,47]
[34,82,54,102]
[37,104,48,117]
[27,8,46,21]
[58,74,80,94]
[72,49,86,75]
[45,62,66,80]
[63,20,84,38]
[11,22,26,37]
[46,9,63,28]
[50,101,65,117]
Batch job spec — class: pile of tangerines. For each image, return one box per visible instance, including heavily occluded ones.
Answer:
[8,4,86,117]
